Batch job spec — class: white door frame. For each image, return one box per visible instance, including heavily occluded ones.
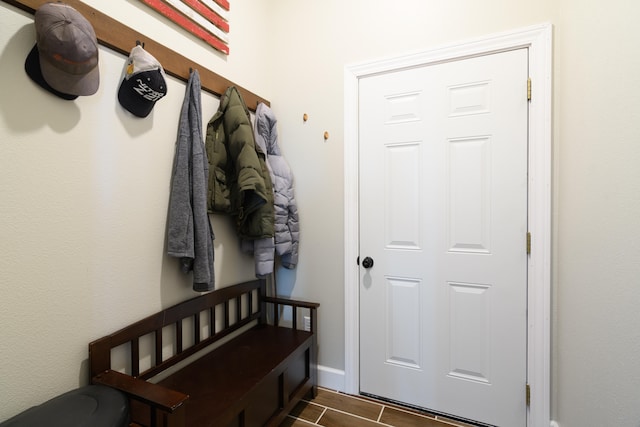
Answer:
[344,24,552,427]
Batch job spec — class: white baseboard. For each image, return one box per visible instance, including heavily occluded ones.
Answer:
[317,365,345,392]
[550,421,560,427]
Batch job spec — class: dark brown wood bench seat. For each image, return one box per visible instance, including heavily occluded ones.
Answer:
[157,325,313,427]
[88,279,319,427]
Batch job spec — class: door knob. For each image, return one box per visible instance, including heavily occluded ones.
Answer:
[362,257,374,269]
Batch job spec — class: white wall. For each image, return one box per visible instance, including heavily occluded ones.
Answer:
[3,0,640,426]
[264,1,640,426]
[553,1,640,425]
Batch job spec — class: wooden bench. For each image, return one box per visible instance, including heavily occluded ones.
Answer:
[88,279,319,427]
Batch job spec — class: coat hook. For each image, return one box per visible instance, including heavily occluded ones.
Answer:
[303,113,308,122]
[136,40,145,48]
[324,131,330,140]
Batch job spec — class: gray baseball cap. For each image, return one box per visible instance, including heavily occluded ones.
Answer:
[27,2,99,97]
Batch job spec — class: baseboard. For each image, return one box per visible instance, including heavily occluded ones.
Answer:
[317,365,345,392]
[550,421,560,427]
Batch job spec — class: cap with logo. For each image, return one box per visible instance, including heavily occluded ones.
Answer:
[118,45,167,118]
[25,2,100,99]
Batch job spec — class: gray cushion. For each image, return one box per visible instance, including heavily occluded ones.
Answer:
[0,385,128,427]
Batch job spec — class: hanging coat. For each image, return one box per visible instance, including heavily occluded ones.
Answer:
[205,86,274,240]
[253,102,299,269]
[167,70,215,292]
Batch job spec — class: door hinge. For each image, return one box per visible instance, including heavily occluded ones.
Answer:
[527,77,532,101]
[526,383,531,406]
[526,232,531,255]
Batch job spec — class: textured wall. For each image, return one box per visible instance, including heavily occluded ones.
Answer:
[0,1,270,420]
[3,0,640,425]
[263,0,640,425]
[552,0,640,425]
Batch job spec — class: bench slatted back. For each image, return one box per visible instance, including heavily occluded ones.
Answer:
[89,279,265,380]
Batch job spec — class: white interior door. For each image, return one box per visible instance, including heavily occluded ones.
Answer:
[358,49,529,427]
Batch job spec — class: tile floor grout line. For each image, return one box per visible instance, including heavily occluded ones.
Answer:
[323,387,389,406]
[299,398,327,424]
[312,388,392,426]
[319,388,454,426]
[353,391,475,427]
[433,415,476,427]
[284,414,322,426]
[316,406,328,425]
[318,405,395,426]
[379,401,451,424]
[301,388,474,427]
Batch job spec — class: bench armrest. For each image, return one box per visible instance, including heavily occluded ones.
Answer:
[262,296,320,310]
[92,369,189,413]
[262,296,319,331]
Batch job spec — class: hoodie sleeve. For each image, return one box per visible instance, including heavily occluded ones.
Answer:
[167,79,195,264]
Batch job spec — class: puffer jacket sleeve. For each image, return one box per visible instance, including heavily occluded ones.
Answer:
[270,156,298,269]
[241,237,275,278]
[279,176,299,269]
[224,88,270,221]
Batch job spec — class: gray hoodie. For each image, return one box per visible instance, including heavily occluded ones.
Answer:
[167,70,215,291]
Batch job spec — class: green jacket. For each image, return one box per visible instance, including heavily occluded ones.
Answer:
[206,86,274,239]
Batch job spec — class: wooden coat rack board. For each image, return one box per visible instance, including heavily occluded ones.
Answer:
[2,0,269,111]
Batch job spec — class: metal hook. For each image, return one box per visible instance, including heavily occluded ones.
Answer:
[135,40,145,48]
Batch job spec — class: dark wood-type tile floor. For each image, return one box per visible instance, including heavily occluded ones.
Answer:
[280,387,478,427]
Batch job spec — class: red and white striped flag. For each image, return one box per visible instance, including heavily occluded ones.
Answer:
[139,0,230,54]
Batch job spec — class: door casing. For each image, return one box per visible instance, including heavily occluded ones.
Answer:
[343,23,552,427]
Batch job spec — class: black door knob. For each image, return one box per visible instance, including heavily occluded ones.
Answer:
[362,257,374,269]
